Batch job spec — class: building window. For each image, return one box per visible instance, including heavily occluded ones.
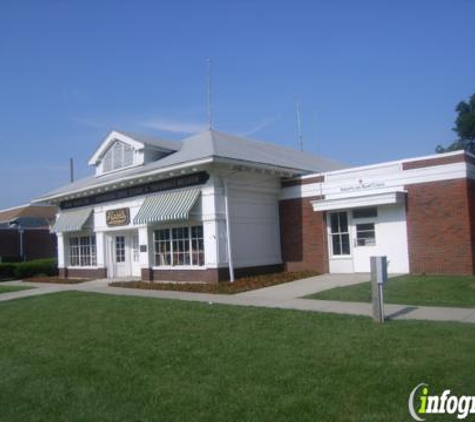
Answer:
[191,226,205,266]
[352,207,378,219]
[155,229,171,266]
[69,235,97,266]
[356,223,376,246]
[115,236,126,263]
[102,141,134,173]
[154,225,205,267]
[330,212,350,256]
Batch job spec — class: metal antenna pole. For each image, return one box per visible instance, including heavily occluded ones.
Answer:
[206,58,213,130]
[295,96,303,151]
[69,157,74,183]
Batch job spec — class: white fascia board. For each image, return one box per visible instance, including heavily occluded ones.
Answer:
[291,150,466,182]
[33,158,214,204]
[88,131,145,166]
[281,162,468,200]
[311,191,407,212]
[213,156,306,177]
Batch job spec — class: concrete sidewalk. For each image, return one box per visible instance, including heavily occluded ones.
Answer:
[2,275,475,324]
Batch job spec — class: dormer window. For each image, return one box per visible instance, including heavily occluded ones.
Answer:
[102,141,134,173]
[89,131,180,177]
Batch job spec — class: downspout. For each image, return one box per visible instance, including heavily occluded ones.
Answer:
[223,179,235,282]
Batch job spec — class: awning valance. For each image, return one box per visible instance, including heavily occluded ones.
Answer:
[311,191,407,212]
[133,189,201,225]
[52,208,93,233]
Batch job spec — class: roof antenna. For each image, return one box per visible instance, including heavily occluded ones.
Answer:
[295,95,303,151]
[206,58,213,130]
[69,157,74,183]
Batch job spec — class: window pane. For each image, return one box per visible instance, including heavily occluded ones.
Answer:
[191,225,205,266]
[341,234,350,254]
[352,207,378,219]
[154,229,171,266]
[330,213,339,233]
[115,236,125,263]
[332,234,341,255]
[339,212,348,233]
[356,223,376,246]
[357,223,374,231]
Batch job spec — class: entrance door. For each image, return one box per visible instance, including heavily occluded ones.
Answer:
[130,233,141,277]
[111,232,141,278]
[352,220,377,272]
[113,235,128,277]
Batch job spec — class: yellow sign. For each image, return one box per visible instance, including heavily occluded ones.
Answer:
[106,208,130,227]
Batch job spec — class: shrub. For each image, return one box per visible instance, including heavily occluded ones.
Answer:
[13,258,58,279]
[0,263,16,280]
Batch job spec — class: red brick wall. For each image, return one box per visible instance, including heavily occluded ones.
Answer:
[405,179,474,274]
[23,230,57,261]
[143,264,284,283]
[59,267,107,279]
[467,179,475,271]
[279,196,328,273]
[0,229,56,261]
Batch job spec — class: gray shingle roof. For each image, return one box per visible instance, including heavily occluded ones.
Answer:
[117,131,182,151]
[35,129,347,202]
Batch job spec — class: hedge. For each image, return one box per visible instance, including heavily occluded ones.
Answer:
[0,258,58,281]
[0,263,16,279]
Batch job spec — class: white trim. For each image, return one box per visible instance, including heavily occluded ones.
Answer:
[312,191,406,212]
[282,162,468,200]
[33,159,213,203]
[298,149,466,180]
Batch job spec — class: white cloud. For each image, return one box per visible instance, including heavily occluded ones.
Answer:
[240,115,282,137]
[139,118,206,134]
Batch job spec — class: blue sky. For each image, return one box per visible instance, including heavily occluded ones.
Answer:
[0,0,474,209]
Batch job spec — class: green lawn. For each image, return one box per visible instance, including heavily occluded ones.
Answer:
[0,292,474,421]
[0,285,33,294]
[306,275,475,308]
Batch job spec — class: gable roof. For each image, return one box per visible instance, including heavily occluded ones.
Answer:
[0,204,57,224]
[35,129,347,203]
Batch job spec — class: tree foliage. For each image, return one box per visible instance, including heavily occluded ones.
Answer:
[436,90,475,153]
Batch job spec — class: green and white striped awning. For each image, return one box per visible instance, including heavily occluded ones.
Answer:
[134,189,201,225]
[52,208,93,233]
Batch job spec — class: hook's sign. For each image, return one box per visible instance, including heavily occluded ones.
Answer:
[106,208,130,227]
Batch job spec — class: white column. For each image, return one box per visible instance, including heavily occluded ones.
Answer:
[139,227,151,268]
[57,233,65,267]
[95,231,106,268]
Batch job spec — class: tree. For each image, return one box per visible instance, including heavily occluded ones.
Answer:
[436,90,475,153]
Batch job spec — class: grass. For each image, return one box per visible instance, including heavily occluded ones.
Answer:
[306,274,475,308]
[0,284,33,294]
[0,292,475,421]
[110,271,319,294]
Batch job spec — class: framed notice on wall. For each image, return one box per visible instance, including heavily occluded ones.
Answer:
[106,208,130,227]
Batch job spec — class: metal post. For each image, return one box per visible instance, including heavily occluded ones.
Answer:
[370,256,387,323]
[19,227,24,261]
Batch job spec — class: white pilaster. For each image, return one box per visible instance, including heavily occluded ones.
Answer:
[95,232,106,268]
[139,227,151,268]
[57,233,65,267]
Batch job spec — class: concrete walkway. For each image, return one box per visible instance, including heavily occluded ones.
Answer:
[2,274,475,324]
